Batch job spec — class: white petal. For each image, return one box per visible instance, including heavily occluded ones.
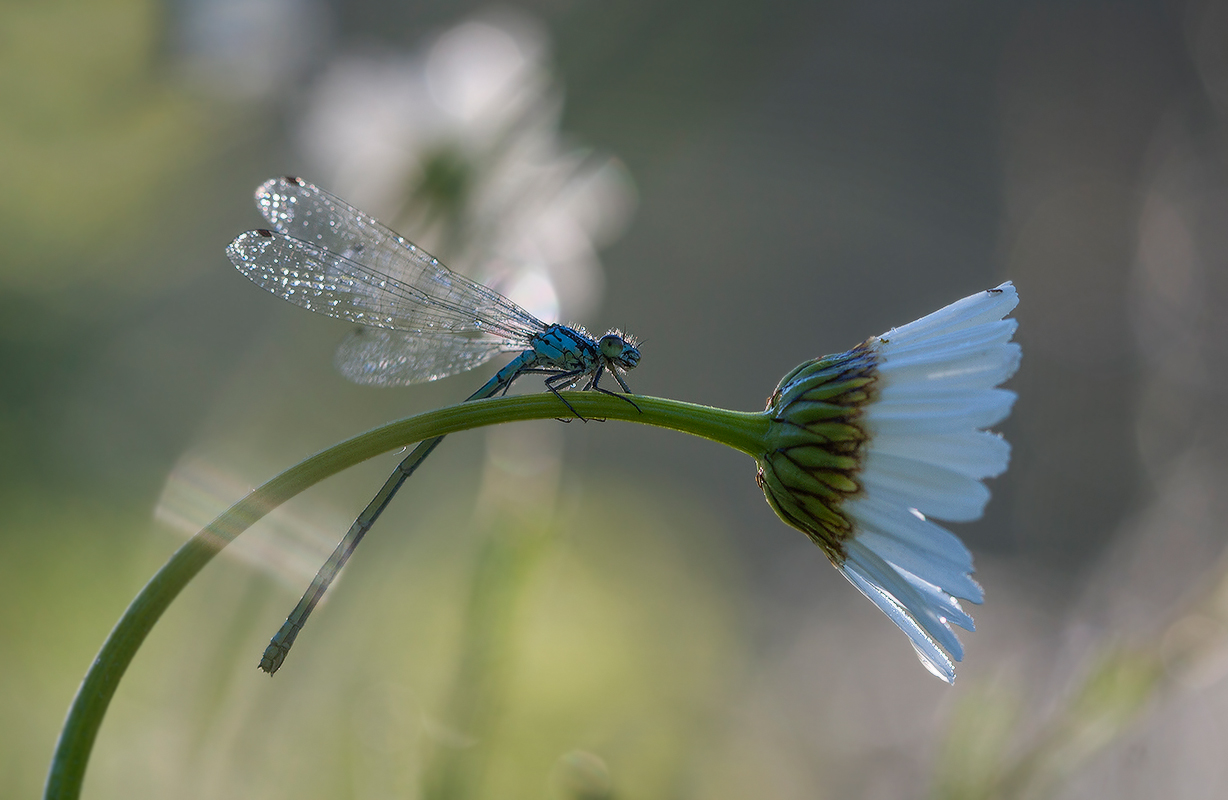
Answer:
[842,541,964,658]
[896,569,977,631]
[858,450,991,521]
[846,494,977,584]
[866,388,1017,434]
[839,566,956,683]
[841,540,968,672]
[867,429,1011,480]
[877,341,1022,394]
[879,282,1018,348]
[880,318,1018,363]
[855,530,983,603]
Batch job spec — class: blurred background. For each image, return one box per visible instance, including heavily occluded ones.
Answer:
[3,1,1228,797]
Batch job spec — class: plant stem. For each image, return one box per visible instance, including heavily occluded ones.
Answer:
[44,391,769,800]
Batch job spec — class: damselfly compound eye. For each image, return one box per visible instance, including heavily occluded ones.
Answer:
[598,334,626,359]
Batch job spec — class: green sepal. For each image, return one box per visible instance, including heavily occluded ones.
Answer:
[779,399,856,423]
[800,376,875,403]
[767,421,866,449]
[765,453,843,504]
[785,444,860,472]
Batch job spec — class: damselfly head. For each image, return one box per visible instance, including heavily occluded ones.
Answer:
[599,331,640,370]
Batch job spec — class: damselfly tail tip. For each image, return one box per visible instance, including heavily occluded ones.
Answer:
[258,644,286,675]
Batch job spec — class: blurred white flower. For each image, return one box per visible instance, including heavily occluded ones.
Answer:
[295,10,634,323]
[759,282,1020,682]
[177,0,330,98]
[154,453,348,591]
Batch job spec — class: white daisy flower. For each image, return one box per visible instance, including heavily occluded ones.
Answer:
[757,282,1020,682]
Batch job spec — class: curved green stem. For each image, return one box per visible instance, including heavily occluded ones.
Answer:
[45,392,769,800]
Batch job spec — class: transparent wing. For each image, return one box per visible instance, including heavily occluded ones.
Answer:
[226,228,545,340]
[227,230,537,382]
[253,176,547,334]
[334,327,510,386]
